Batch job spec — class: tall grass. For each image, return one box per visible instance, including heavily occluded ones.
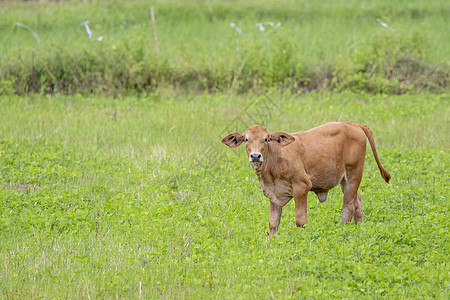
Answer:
[0,0,449,95]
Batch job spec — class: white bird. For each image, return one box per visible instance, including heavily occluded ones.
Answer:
[256,22,281,32]
[256,23,265,32]
[376,18,395,32]
[80,21,93,39]
[14,22,40,43]
[230,22,246,38]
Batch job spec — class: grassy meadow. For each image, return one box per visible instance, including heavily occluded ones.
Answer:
[1,0,449,298]
[0,92,449,298]
[0,0,449,94]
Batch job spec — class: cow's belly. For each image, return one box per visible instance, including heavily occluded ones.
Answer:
[309,169,345,191]
[261,179,293,207]
[304,155,345,191]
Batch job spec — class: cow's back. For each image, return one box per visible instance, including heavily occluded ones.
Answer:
[294,122,366,189]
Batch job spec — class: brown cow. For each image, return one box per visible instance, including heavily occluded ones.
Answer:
[221,122,390,237]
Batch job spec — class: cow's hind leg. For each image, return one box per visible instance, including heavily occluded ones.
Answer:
[340,173,363,225]
[354,192,363,224]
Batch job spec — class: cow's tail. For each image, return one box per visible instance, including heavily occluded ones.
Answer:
[356,124,391,183]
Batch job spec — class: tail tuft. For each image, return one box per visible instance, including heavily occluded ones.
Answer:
[381,168,391,183]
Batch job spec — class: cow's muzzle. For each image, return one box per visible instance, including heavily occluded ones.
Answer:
[249,153,263,162]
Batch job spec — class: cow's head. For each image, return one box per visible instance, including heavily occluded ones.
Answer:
[221,125,295,164]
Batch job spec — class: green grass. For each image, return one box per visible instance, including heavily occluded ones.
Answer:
[1,0,449,94]
[0,91,449,298]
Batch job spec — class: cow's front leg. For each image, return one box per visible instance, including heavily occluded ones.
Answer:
[293,185,310,228]
[268,201,282,237]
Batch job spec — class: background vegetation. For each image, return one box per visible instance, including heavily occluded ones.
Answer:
[0,0,449,298]
[0,0,449,95]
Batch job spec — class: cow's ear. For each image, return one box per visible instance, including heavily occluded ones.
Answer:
[221,133,244,148]
[269,131,295,146]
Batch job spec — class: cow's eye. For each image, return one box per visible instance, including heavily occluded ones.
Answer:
[244,137,248,142]
[264,137,268,143]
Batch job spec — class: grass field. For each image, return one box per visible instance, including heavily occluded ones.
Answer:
[1,0,449,94]
[0,0,449,298]
[0,91,449,298]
